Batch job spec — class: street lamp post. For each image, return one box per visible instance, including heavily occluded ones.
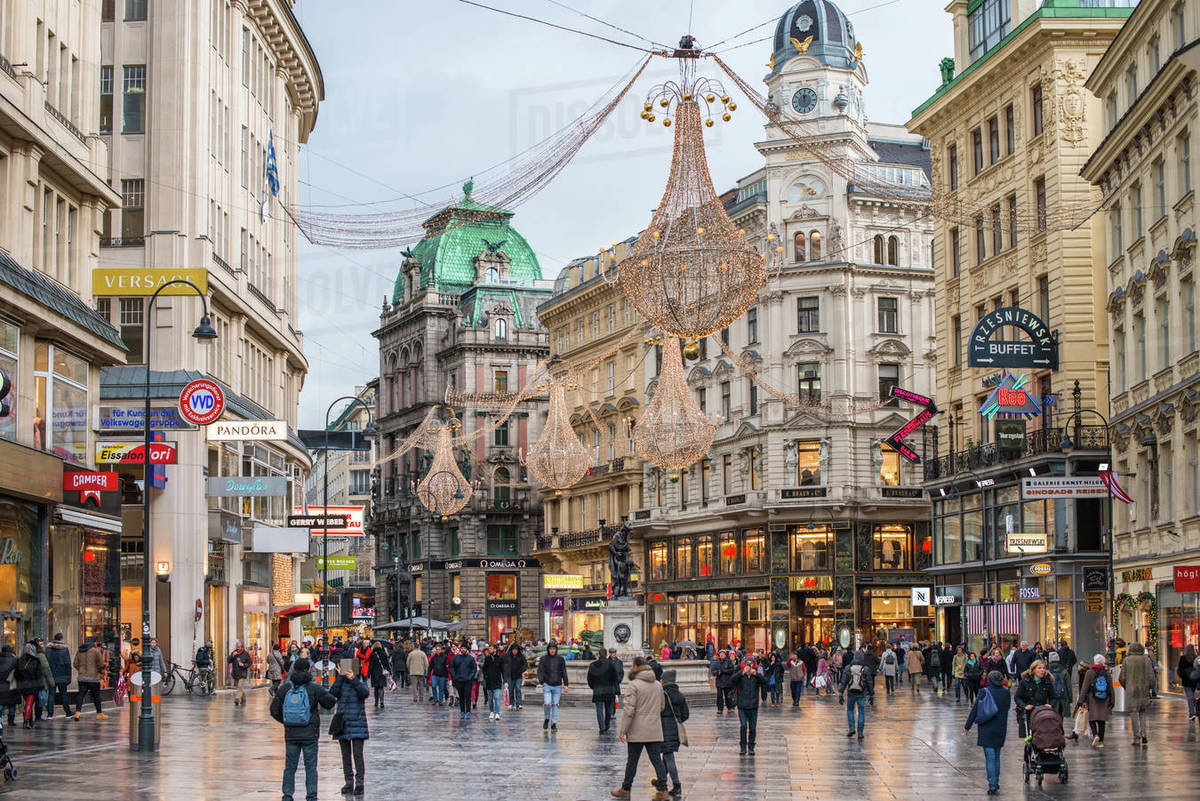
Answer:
[137,279,216,753]
[320,393,375,679]
[1059,407,1114,656]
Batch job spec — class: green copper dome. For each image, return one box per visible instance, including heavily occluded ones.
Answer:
[392,181,541,304]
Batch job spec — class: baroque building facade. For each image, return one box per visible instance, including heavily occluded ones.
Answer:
[631,0,937,654]
[908,0,1134,660]
[1081,0,1200,689]
[534,241,650,642]
[368,185,549,642]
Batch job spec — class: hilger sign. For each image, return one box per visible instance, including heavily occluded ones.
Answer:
[968,307,1059,369]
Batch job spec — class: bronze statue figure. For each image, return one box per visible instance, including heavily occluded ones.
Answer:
[608,522,633,599]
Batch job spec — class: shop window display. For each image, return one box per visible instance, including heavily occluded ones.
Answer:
[873,524,911,570]
[33,342,88,465]
[789,525,831,571]
[792,440,822,485]
[719,532,737,575]
[674,537,693,579]
[0,500,42,650]
[696,536,713,577]
[742,529,765,573]
[0,321,17,442]
[648,541,668,581]
[486,573,518,600]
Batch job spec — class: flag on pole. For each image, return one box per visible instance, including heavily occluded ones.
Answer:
[266,130,279,197]
[1100,470,1133,504]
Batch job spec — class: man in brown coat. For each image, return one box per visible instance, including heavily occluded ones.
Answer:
[72,638,108,720]
[611,657,668,801]
[1121,642,1155,745]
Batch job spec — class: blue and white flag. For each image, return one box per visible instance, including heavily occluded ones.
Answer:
[266,130,279,197]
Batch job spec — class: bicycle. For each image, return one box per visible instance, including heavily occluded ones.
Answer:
[161,662,216,697]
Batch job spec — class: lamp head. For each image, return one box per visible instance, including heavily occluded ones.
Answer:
[192,314,218,340]
[1060,434,1073,450]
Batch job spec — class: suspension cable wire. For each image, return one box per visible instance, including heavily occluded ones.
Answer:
[454,0,661,53]
[541,0,672,49]
[707,0,903,54]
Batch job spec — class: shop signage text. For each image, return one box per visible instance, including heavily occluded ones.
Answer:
[207,476,286,497]
[788,575,833,592]
[1083,567,1109,592]
[179,379,225,426]
[543,574,584,590]
[315,555,356,570]
[0,537,22,565]
[996,419,1027,455]
[63,471,119,492]
[544,597,564,613]
[980,372,1042,418]
[572,597,607,611]
[1030,563,1054,576]
[885,385,938,464]
[1174,565,1200,593]
[287,514,348,529]
[911,587,931,606]
[92,267,208,296]
[487,600,518,614]
[724,493,747,506]
[1018,586,1040,600]
[934,594,957,606]
[1085,590,1104,611]
[96,441,177,464]
[1006,532,1049,554]
[207,420,287,441]
[408,558,542,573]
[1122,567,1154,583]
[881,487,924,499]
[290,506,363,535]
[780,487,827,499]
[95,405,197,431]
[967,307,1058,369]
[1021,476,1108,499]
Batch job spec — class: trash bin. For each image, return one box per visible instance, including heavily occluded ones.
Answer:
[128,670,163,751]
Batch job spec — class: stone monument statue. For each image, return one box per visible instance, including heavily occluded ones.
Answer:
[608,522,633,599]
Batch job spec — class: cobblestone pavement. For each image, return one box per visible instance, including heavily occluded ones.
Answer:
[3,680,1199,801]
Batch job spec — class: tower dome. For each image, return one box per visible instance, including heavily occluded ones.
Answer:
[770,0,857,74]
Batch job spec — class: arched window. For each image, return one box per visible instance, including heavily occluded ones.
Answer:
[794,231,806,262]
[887,235,900,266]
[486,267,499,283]
[493,467,510,505]
[387,354,398,414]
[495,318,507,341]
[809,230,822,261]
[873,235,885,264]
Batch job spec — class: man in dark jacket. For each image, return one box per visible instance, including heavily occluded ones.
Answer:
[839,653,875,740]
[607,647,626,685]
[537,641,568,730]
[732,659,767,755]
[940,643,954,692]
[0,645,17,725]
[501,642,526,709]
[965,670,1013,795]
[1010,641,1037,680]
[1056,640,1077,675]
[587,651,620,733]
[712,650,737,713]
[481,645,505,720]
[428,644,450,705]
[228,640,252,706]
[449,644,477,719]
[270,659,336,801]
[45,633,73,718]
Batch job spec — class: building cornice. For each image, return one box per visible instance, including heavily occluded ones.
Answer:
[247,0,325,139]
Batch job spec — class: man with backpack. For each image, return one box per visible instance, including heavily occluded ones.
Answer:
[838,652,874,740]
[964,670,1013,795]
[926,642,942,692]
[269,658,336,801]
[880,645,898,695]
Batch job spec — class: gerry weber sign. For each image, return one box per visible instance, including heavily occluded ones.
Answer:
[968,307,1059,370]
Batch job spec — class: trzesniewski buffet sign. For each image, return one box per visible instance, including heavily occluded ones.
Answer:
[968,307,1058,370]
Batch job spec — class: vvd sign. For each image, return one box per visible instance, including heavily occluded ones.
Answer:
[179,379,225,426]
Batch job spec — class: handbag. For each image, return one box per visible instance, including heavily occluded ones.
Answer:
[665,692,688,747]
[328,710,345,737]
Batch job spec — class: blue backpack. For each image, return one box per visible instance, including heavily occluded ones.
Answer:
[1093,673,1108,700]
[281,683,311,726]
[975,686,999,724]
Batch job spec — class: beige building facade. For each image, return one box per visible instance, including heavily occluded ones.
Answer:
[1081,0,1200,687]
[97,0,322,674]
[909,0,1134,658]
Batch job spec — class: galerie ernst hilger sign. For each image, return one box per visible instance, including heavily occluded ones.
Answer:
[968,307,1058,369]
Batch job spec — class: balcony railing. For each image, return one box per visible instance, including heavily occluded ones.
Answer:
[45,101,85,142]
[248,283,277,313]
[212,252,234,275]
[100,236,145,248]
[559,524,619,550]
[0,53,17,81]
[923,424,1108,481]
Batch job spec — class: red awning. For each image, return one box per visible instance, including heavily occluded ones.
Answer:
[274,604,316,620]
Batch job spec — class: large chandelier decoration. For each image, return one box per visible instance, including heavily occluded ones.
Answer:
[415,423,472,520]
[618,55,765,339]
[633,337,715,470]
[523,378,590,489]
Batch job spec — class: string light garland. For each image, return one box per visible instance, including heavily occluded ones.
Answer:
[415,424,473,520]
[633,337,715,469]
[523,379,591,489]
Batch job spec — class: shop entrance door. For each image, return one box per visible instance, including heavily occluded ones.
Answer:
[944,608,962,645]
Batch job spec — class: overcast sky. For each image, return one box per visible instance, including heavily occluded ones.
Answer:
[291,0,951,428]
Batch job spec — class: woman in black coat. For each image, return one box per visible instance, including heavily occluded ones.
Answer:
[367,641,390,710]
[331,671,369,795]
[0,645,17,726]
[964,670,1012,795]
[1178,644,1197,719]
[659,669,690,797]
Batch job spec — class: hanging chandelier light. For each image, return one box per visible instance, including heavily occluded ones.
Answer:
[633,337,715,470]
[415,424,471,520]
[618,57,764,339]
[523,379,590,490]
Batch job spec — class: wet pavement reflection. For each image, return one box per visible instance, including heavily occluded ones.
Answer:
[3,682,1199,800]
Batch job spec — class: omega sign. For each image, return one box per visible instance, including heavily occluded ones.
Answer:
[967,307,1059,370]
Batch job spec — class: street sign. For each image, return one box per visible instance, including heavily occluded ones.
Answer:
[96,441,178,464]
[1005,532,1049,554]
[287,514,349,529]
[885,385,938,464]
[179,379,225,426]
[1084,591,1104,612]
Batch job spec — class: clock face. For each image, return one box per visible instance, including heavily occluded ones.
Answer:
[792,88,817,115]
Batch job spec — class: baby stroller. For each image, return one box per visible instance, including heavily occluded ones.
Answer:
[0,720,17,783]
[1023,705,1068,787]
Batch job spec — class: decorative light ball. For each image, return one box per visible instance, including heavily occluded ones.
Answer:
[659,98,669,108]
[663,118,672,127]
[722,113,731,122]
[682,92,692,101]
[728,102,737,111]
[644,102,652,112]
[648,113,656,122]
[721,95,730,104]
[705,119,714,128]
[705,94,715,103]
[682,339,701,360]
